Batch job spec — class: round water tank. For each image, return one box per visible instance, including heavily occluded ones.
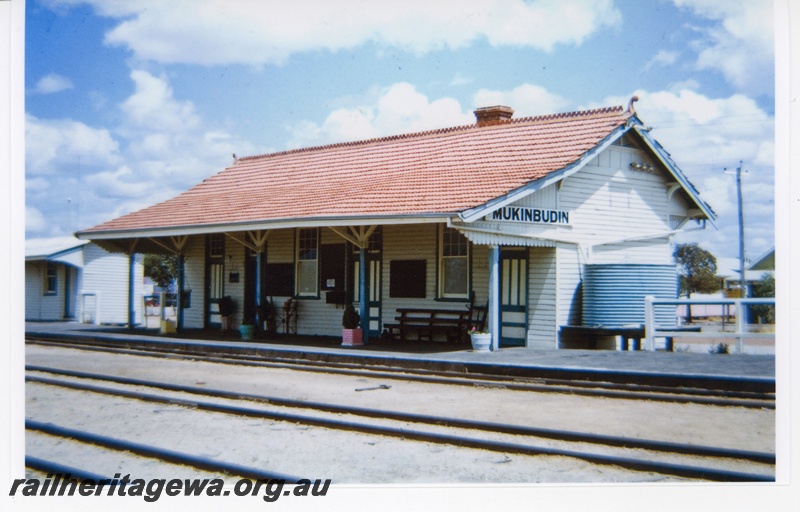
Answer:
[582,264,677,328]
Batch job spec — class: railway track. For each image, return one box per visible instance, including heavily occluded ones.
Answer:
[25,337,775,408]
[25,363,776,483]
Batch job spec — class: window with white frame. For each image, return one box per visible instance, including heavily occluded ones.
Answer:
[45,263,57,295]
[296,228,319,296]
[439,226,469,298]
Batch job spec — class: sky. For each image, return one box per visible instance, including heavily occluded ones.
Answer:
[23,0,779,277]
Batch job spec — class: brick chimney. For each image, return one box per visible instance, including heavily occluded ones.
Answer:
[474,105,514,126]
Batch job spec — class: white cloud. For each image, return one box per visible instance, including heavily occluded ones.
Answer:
[287,81,572,151]
[120,70,201,133]
[287,83,473,148]
[31,73,74,94]
[449,73,473,87]
[644,50,679,70]
[49,0,621,66]
[631,89,773,168]
[673,0,774,94]
[25,114,121,175]
[25,206,49,233]
[25,70,265,237]
[85,165,153,198]
[604,88,774,262]
[473,84,569,116]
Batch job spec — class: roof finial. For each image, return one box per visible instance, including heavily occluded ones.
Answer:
[627,95,639,114]
[232,153,238,164]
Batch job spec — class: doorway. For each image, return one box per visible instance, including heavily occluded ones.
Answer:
[352,254,382,337]
[499,249,528,347]
[63,266,76,319]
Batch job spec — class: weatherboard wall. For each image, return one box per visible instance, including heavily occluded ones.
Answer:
[526,247,558,348]
[80,243,144,325]
[561,143,682,264]
[25,261,65,321]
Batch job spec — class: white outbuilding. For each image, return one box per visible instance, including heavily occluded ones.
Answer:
[25,236,144,325]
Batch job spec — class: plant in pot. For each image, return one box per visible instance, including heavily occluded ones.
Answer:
[341,303,364,347]
[239,319,255,341]
[217,296,236,334]
[468,325,492,351]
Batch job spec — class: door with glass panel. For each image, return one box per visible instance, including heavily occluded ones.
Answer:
[205,234,225,327]
[500,249,528,347]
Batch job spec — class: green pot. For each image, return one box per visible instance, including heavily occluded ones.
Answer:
[240,324,255,340]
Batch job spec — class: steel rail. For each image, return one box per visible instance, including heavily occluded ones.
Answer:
[26,367,776,463]
[26,337,775,407]
[26,420,306,483]
[27,370,775,481]
[25,456,111,482]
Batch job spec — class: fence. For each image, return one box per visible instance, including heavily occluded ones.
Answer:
[143,292,178,328]
[643,296,775,353]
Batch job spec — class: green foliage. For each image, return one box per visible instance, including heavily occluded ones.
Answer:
[673,243,720,297]
[342,303,360,329]
[143,254,179,290]
[750,273,775,323]
[218,296,236,317]
[709,343,729,355]
[751,273,775,297]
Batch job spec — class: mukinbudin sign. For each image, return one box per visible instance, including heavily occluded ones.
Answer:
[487,206,570,225]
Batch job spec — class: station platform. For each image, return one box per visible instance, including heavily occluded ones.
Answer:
[25,322,776,393]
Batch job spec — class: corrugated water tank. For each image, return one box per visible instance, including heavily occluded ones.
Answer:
[582,264,678,328]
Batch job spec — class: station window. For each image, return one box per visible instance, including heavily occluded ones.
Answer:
[439,226,469,299]
[208,233,225,259]
[296,228,319,297]
[45,263,57,295]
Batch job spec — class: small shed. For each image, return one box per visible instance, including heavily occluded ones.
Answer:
[25,236,144,324]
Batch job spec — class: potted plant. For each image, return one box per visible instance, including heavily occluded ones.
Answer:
[341,303,364,347]
[239,321,255,340]
[218,296,236,334]
[469,326,492,351]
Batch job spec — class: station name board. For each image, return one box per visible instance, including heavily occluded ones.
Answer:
[487,206,570,225]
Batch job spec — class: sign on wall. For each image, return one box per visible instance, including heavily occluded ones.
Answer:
[486,206,570,225]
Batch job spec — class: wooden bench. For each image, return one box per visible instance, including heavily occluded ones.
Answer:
[385,308,473,343]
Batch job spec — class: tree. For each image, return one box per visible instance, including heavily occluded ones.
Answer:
[673,243,720,322]
[143,254,178,291]
[750,273,775,324]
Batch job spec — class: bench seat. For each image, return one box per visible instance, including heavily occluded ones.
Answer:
[385,308,473,343]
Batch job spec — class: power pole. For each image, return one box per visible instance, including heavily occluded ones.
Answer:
[735,161,746,299]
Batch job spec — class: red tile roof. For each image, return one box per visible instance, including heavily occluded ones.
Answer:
[81,105,630,235]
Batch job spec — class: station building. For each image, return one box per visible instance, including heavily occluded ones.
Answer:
[76,99,715,350]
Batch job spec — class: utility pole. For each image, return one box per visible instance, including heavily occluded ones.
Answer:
[735,161,746,299]
[724,162,747,329]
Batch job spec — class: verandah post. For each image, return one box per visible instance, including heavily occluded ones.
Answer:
[359,246,369,338]
[489,245,501,351]
[128,251,136,330]
[255,249,263,329]
[177,254,185,332]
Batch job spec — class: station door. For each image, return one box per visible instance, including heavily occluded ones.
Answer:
[500,249,528,347]
[353,255,382,337]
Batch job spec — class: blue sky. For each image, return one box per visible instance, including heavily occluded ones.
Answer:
[23,0,778,276]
